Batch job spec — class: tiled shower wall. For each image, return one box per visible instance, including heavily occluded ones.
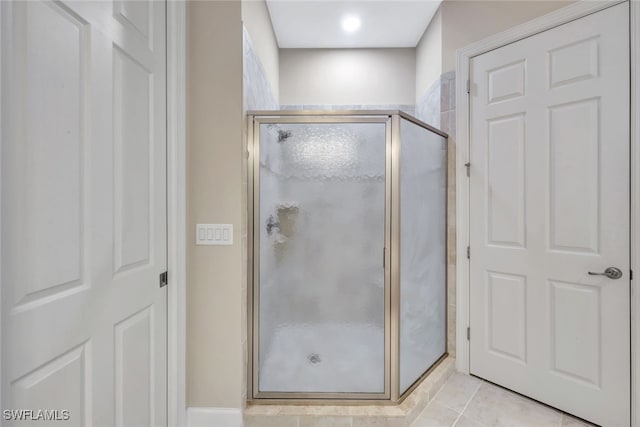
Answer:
[416,80,441,129]
[281,104,416,116]
[243,28,278,111]
[417,71,457,357]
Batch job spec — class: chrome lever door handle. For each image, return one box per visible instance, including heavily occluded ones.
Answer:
[588,267,623,280]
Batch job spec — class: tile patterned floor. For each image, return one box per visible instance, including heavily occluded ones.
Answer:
[411,373,597,427]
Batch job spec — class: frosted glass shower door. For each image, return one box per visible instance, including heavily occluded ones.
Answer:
[399,118,447,394]
[255,120,388,395]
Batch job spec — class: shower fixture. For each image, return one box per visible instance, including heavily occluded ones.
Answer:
[265,215,279,236]
[277,129,292,142]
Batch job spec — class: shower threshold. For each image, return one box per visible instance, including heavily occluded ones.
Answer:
[244,356,454,427]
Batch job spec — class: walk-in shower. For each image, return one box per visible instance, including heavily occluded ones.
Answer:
[248,111,447,402]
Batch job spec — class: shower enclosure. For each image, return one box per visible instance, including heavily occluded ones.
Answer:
[248,111,447,402]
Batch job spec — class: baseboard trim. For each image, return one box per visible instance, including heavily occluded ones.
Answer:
[187,407,243,427]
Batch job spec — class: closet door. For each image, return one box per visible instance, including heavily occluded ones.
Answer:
[1,1,167,425]
[468,3,630,425]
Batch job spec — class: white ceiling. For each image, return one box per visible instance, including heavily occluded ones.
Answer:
[266,0,442,49]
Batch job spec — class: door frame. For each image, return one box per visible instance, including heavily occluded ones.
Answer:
[167,1,187,426]
[455,0,639,424]
[1,0,4,413]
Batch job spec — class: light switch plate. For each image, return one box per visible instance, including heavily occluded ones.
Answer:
[196,224,233,245]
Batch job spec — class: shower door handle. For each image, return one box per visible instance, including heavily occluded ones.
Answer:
[383,248,386,268]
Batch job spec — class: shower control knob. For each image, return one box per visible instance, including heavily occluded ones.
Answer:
[588,267,623,280]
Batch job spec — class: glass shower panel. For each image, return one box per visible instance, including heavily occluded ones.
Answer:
[399,118,447,394]
[257,121,387,394]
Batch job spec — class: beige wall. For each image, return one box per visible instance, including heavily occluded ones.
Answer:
[279,48,416,105]
[187,0,245,409]
[416,8,442,100]
[440,0,572,72]
[242,0,280,98]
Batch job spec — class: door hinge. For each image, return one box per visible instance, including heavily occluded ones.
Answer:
[160,271,168,288]
[383,248,386,269]
[631,269,634,280]
[467,327,471,340]
[467,246,470,259]
[465,162,471,177]
[466,79,471,95]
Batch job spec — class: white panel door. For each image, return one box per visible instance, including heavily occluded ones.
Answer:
[469,3,630,426]
[1,1,167,426]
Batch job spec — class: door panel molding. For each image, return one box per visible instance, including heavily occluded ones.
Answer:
[456,0,637,424]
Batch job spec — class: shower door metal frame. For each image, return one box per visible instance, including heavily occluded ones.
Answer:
[247,111,448,403]
[248,114,392,401]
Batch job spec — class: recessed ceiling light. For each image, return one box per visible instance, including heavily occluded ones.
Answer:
[341,15,361,33]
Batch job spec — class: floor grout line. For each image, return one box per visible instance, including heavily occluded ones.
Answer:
[475,378,567,426]
[410,376,451,425]
[412,374,592,427]
[451,380,483,427]
[430,376,451,402]
[433,377,484,415]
